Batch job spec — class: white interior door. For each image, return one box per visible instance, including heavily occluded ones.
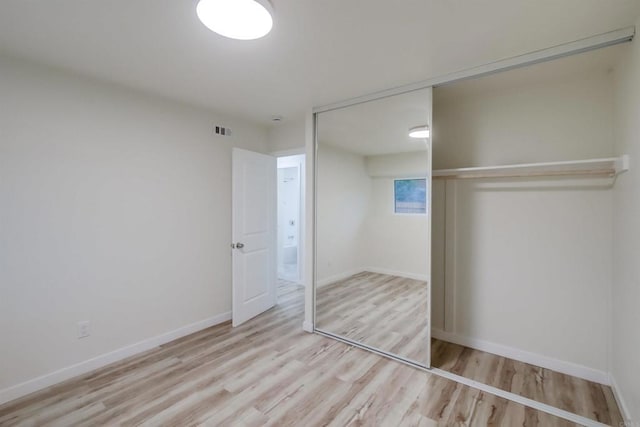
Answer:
[232,148,277,327]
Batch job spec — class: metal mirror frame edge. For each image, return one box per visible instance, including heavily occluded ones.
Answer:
[312,87,433,369]
[308,25,635,372]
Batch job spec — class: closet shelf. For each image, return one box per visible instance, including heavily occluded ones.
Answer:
[432,155,630,180]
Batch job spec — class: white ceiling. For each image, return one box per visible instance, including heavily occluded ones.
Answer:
[317,88,431,156]
[0,1,638,125]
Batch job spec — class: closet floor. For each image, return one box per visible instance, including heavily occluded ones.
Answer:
[0,283,577,426]
[431,338,623,425]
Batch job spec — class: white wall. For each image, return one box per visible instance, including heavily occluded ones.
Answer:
[433,68,616,168]
[316,144,371,283]
[432,62,616,380]
[611,21,640,421]
[440,179,612,373]
[267,118,306,153]
[0,55,268,400]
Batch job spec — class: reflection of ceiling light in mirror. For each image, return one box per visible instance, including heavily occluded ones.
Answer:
[196,0,273,40]
[409,125,430,139]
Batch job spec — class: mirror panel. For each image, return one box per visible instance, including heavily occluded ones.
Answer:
[314,87,432,366]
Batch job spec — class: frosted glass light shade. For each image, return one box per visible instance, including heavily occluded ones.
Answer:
[197,0,273,40]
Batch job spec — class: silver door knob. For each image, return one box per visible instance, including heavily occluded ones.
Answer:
[235,242,244,249]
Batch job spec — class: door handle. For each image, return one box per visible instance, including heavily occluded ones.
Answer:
[232,242,245,249]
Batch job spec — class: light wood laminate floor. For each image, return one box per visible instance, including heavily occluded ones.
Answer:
[432,340,622,425]
[0,280,582,426]
[316,271,623,425]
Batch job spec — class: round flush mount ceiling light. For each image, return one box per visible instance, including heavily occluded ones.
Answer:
[196,0,273,40]
[409,125,430,139]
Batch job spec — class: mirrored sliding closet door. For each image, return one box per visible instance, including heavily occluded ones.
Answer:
[314,87,433,367]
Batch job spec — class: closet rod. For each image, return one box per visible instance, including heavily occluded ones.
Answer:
[433,169,613,180]
[432,155,629,180]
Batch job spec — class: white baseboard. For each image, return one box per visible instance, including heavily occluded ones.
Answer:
[364,267,428,282]
[316,269,363,287]
[432,329,609,385]
[609,374,632,422]
[0,311,232,406]
[316,268,427,288]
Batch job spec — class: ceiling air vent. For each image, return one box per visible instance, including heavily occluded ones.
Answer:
[214,125,232,136]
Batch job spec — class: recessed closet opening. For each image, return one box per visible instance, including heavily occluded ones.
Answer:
[308,27,636,425]
[430,43,629,424]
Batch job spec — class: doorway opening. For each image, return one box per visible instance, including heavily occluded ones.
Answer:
[276,154,305,303]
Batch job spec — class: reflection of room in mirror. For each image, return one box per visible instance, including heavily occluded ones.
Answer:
[315,87,432,366]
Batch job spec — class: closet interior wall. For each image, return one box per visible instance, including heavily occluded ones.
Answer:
[430,45,627,382]
[611,14,640,419]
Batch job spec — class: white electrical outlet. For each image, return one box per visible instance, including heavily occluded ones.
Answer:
[77,321,90,339]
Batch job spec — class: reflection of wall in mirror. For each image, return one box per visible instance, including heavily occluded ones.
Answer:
[316,144,371,285]
[316,146,430,286]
